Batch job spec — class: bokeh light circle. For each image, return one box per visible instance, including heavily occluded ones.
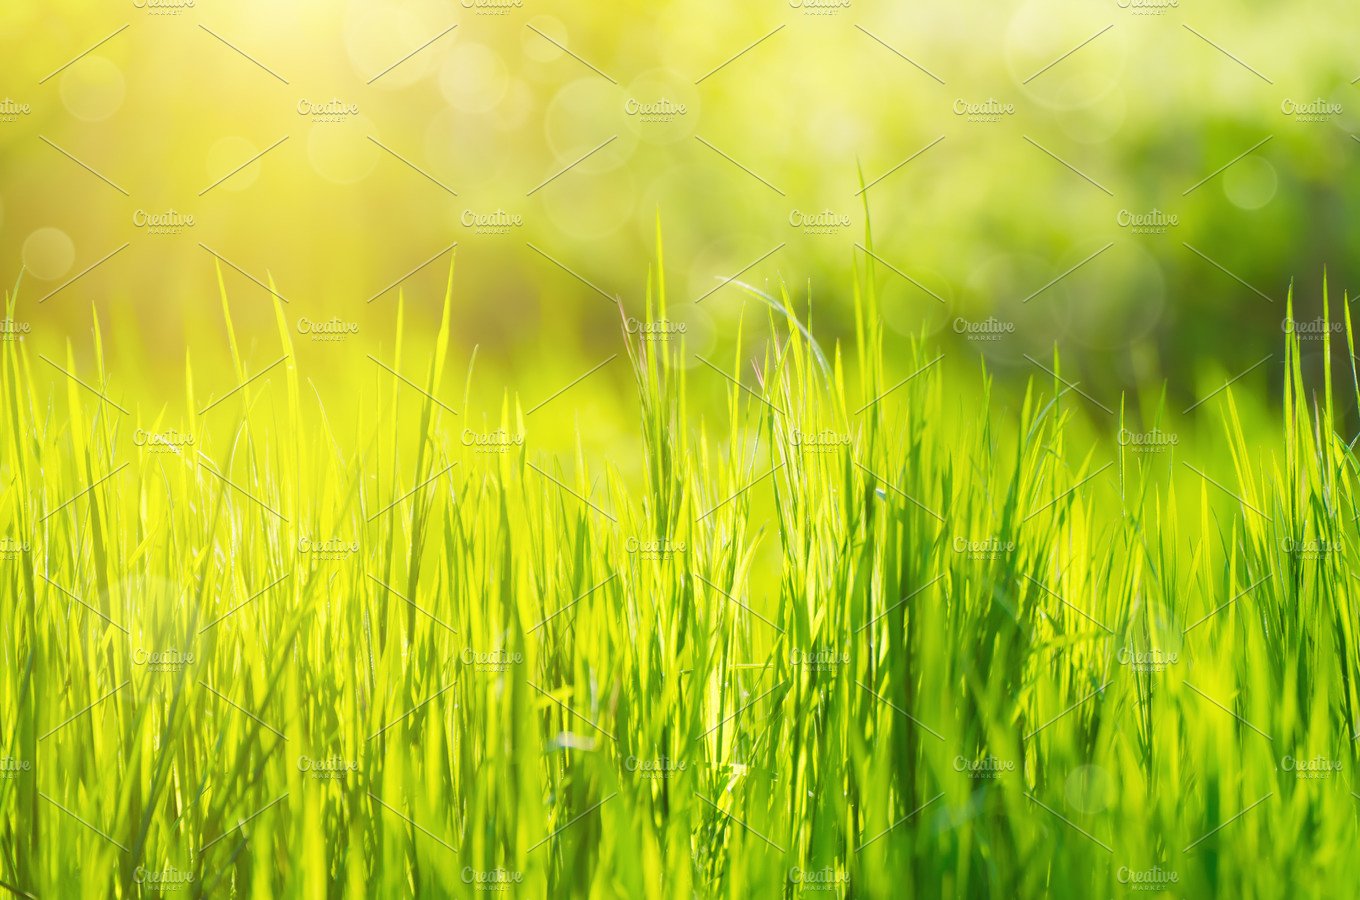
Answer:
[1223,157,1278,210]
[1065,763,1113,814]
[345,2,454,90]
[541,171,636,240]
[22,228,75,280]
[308,117,379,184]
[523,16,567,65]
[206,137,263,193]
[1008,2,1126,110]
[439,42,509,114]
[544,79,636,177]
[60,57,125,122]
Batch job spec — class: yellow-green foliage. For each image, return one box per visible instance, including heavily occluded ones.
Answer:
[0,251,1356,898]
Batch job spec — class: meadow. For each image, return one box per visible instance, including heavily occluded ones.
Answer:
[0,237,1354,899]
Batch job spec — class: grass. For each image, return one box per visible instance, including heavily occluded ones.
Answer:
[0,229,1357,898]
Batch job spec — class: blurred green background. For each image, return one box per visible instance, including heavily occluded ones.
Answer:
[0,0,1356,425]
[4,5,1360,896]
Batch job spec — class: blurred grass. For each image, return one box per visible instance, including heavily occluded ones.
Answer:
[5,3,1360,897]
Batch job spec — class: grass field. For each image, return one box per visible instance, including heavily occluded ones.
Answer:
[0,236,1355,898]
